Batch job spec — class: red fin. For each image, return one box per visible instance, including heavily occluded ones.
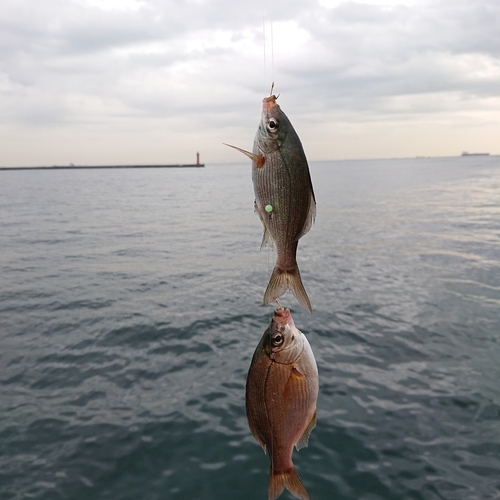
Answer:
[223,143,265,167]
[269,467,309,500]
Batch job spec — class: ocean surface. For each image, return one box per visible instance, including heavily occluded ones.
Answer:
[1,156,500,500]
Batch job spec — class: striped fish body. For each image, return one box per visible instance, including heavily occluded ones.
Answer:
[246,307,319,500]
[223,95,316,312]
[252,96,316,313]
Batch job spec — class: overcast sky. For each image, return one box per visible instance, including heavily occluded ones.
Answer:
[1,0,499,166]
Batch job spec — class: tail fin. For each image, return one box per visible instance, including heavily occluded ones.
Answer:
[263,265,312,314]
[268,467,309,500]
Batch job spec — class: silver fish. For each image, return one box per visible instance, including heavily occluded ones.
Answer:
[225,94,316,313]
[246,307,319,500]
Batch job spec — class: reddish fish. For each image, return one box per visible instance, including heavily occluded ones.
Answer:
[246,307,319,500]
[225,94,316,313]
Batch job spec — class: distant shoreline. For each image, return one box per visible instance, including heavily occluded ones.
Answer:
[0,164,205,171]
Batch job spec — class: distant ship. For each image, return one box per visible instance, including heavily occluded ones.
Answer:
[461,152,489,156]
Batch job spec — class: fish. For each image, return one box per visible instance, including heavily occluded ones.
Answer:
[245,306,319,500]
[224,94,316,313]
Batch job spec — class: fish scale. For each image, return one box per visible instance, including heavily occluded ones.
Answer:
[225,94,316,313]
[246,307,319,500]
[225,93,318,500]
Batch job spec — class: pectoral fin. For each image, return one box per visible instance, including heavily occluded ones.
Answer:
[223,143,265,167]
[254,201,275,249]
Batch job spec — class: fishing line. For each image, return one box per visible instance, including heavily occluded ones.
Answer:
[270,19,275,87]
[262,15,272,323]
[263,17,267,93]
[262,16,275,94]
[261,11,278,470]
[261,12,279,488]
[264,14,276,322]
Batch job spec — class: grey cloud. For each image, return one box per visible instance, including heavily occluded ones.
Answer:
[1,0,499,162]
[282,0,500,116]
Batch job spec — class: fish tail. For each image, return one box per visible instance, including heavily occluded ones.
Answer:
[268,467,309,500]
[263,265,312,314]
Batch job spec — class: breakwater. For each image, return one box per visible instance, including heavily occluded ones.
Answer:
[0,164,204,170]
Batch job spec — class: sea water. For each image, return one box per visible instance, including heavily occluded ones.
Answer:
[1,156,499,500]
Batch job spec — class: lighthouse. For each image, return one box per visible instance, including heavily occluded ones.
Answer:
[196,152,200,165]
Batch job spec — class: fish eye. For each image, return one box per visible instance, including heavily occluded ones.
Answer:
[267,118,279,132]
[272,333,284,346]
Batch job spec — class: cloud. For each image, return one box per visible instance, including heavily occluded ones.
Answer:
[0,0,499,165]
[288,1,500,100]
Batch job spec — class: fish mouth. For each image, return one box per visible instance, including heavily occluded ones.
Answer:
[274,306,289,318]
[262,95,279,114]
[273,307,295,328]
